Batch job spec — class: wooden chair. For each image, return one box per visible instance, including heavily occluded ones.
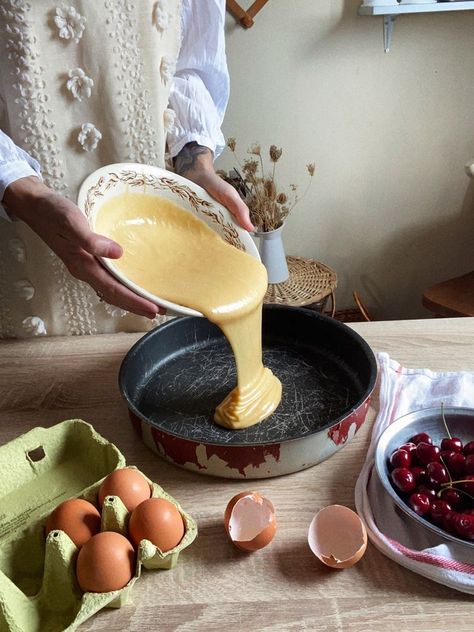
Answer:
[422,271,474,317]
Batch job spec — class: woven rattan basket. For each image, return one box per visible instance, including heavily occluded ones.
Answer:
[263,256,337,310]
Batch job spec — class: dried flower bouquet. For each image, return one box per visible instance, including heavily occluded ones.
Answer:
[224,138,315,233]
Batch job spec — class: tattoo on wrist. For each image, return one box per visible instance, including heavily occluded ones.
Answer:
[174,142,212,177]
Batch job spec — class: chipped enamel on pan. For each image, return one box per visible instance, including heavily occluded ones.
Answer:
[119,306,377,479]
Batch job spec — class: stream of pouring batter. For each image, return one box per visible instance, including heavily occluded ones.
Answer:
[95,192,282,429]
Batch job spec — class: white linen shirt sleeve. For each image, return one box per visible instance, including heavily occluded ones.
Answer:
[0,129,42,220]
[167,0,230,159]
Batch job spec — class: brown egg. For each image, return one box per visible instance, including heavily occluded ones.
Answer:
[76,531,136,593]
[129,497,185,552]
[307,504,368,569]
[224,491,276,552]
[46,498,101,548]
[98,468,151,511]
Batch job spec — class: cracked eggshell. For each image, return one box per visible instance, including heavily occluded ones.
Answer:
[308,505,367,569]
[224,491,276,552]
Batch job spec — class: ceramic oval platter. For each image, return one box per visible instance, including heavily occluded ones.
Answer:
[77,163,259,317]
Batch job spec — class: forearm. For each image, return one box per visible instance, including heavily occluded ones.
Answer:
[173,142,254,232]
[0,130,43,220]
[173,142,214,183]
[1,175,51,223]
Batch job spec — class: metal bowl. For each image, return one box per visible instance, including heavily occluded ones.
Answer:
[375,406,474,548]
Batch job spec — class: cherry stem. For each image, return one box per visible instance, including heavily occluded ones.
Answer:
[439,454,452,483]
[440,401,452,440]
[441,479,472,487]
[437,485,474,502]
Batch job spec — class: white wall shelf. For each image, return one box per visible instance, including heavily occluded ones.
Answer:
[358,2,474,52]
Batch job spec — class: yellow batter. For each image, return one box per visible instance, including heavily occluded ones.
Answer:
[95,192,282,429]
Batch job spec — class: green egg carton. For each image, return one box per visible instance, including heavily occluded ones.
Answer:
[0,419,198,632]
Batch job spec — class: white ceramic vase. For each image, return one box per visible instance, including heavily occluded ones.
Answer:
[254,224,289,284]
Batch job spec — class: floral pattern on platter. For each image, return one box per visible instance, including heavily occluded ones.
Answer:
[78,123,102,152]
[66,67,93,101]
[152,0,171,32]
[83,170,245,252]
[54,5,86,43]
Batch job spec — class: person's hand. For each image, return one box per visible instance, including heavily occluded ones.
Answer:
[2,177,161,319]
[174,142,254,232]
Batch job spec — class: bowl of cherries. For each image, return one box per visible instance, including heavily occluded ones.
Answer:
[375,406,474,547]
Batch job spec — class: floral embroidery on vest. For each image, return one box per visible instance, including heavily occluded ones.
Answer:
[152,0,171,33]
[14,279,35,301]
[0,0,98,336]
[103,303,128,319]
[54,5,86,43]
[160,55,175,84]
[78,122,102,152]
[0,247,15,337]
[8,237,26,263]
[22,316,47,336]
[66,67,93,101]
[105,0,160,164]
[163,107,176,133]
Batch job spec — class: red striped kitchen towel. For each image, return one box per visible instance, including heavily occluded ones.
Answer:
[354,352,474,594]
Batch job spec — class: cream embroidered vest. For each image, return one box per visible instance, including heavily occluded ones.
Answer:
[0,0,181,337]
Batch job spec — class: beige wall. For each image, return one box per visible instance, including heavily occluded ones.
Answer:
[218,0,474,319]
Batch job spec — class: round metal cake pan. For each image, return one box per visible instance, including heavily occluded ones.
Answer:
[119,305,377,479]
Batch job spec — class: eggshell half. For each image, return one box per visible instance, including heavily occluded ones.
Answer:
[308,504,367,569]
[224,491,276,552]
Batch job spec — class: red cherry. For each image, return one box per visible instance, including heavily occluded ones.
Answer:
[408,493,431,516]
[442,510,460,534]
[410,432,432,446]
[441,437,463,453]
[440,449,456,463]
[411,466,427,485]
[399,442,418,459]
[464,454,474,476]
[444,452,466,477]
[416,442,440,466]
[398,441,416,456]
[463,508,474,516]
[390,449,411,469]
[459,475,474,495]
[391,467,416,493]
[463,441,474,456]
[430,500,452,524]
[454,513,474,540]
[426,462,450,487]
[440,488,463,510]
[416,485,437,500]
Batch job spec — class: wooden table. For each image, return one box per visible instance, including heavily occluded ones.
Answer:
[1,318,473,631]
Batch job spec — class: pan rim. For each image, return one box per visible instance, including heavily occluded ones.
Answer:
[118,305,378,448]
